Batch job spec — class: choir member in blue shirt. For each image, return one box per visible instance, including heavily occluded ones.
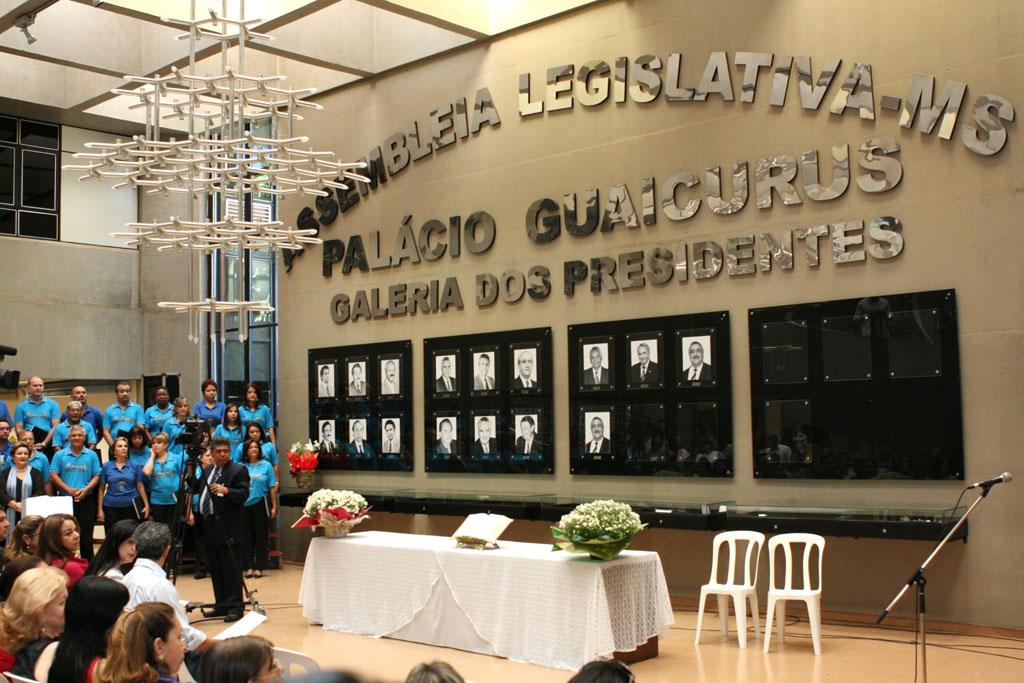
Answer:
[162,398,191,460]
[213,404,245,454]
[143,432,183,528]
[17,430,53,494]
[231,423,278,472]
[0,443,45,526]
[98,436,150,535]
[51,401,99,450]
[0,400,13,434]
[144,386,175,437]
[103,381,146,448]
[239,383,276,445]
[50,425,102,560]
[60,385,104,441]
[15,376,60,451]
[0,417,12,467]
[192,378,226,427]
[240,439,277,578]
[127,425,152,470]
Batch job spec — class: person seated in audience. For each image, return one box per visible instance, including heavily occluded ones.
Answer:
[52,401,99,451]
[199,635,281,683]
[145,387,175,438]
[0,555,45,603]
[95,602,185,683]
[33,575,130,682]
[0,444,46,526]
[86,519,140,582]
[4,515,43,562]
[128,425,153,470]
[18,430,53,493]
[405,661,466,683]
[0,566,67,677]
[144,433,184,528]
[193,379,226,428]
[213,404,245,454]
[123,522,211,677]
[38,513,89,587]
[99,436,150,535]
[567,660,635,683]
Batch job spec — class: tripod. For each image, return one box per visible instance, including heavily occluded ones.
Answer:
[876,481,1002,683]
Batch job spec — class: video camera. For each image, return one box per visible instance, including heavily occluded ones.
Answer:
[174,416,211,461]
[0,345,20,391]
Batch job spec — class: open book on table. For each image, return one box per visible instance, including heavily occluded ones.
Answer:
[452,513,513,549]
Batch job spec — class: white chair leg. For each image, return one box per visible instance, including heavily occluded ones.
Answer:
[807,596,822,656]
[717,595,729,636]
[749,592,761,640]
[735,595,748,648]
[763,596,776,654]
[695,590,707,645]
[776,600,787,644]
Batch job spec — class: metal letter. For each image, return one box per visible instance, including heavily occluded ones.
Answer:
[962,94,1015,156]
[641,176,657,225]
[388,284,408,317]
[322,239,344,278]
[867,216,905,259]
[341,235,370,274]
[830,63,875,120]
[383,132,410,176]
[564,260,588,296]
[518,73,543,116]
[546,64,574,112]
[857,137,903,193]
[601,184,638,231]
[407,120,432,161]
[802,146,849,201]
[899,74,966,140]
[563,190,600,236]
[449,215,461,258]
[590,256,618,292]
[618,250,645,289]
[476,273,499,307]
[706,163,748,215]
[526,198,562,243]
[330,293,350,324]
[674,243,689,282]
[648,247,674,285]
[795,56,841,110]
[613,57,628,103]
[769,54,792,107]
[831,221,866,263]
[755,156,802,209]
[725,235,756,276]
[315,193,339,226]
[694,51,734,101]
[367,231,391,269]
[576,60,611,106]
[794,225,829,267]
[664,53,694,101]
[660,171,701,221]
[471,87,501,133]
[392,216,421,266]
[527,266,552,300]
[630,55,662,103]
[757,232,794,271]
[691,241,723,279]
[735,52,773,103]
[501,270,527,303]
[430,102,456,149]
[438,277,464,311]
[419,219,447,261]
[464,211,496,254]
[452,97,469,139]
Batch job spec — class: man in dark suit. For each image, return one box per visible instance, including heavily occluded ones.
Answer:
[684,341,714,382]
[435,357,456,393]
[345,420,376,469]
[198,437,250,622]
[513,351,539,390]
[585,417,611,455]
[583,346,610,385]
[629,342,661,384]
[473,417,498,456]
[514,416,545,457]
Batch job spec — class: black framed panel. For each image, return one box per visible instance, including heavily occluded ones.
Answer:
[424,327,553,475]
[308,340,412,472]
[749,289,963,480]
[0,115,60,240]
[569,311,733,477]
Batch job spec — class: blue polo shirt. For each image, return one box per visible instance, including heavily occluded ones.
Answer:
[0,400,12,428]
[28,451,50,480]
[163,421,186,458]
[239,404,274,431]
[101,460,143,508]
[128,446,151,470]
[144,404,175,434]
[244,459,276,506]
[103,402,145,439]
[51,447,101,494]
[60,404,104,438]
[213,424,244,453]
[0,441,10,468]
[192,401,226,426]
[51,420,98,449]
[149,454,183,506]
[232,441,278,466]
[15,397,60,433]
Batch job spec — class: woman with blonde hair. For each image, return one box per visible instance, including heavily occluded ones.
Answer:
[95,602,184,683]
[0,566,67,677]
[3,514,43,562]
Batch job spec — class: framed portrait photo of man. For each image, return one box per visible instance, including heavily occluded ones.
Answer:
[509,343,541,394]
[315,360,336,399]
[426,411,461,472]
[317,419,338,455]
[470,413,500,472]
[470,346,499,396]
[379,354,402,398]
[677,329,717,387]
[345,357,370,399]
[432,350,460,397]
[579,336,614,392]
[509,407,552,474]
[626,332,664,390]
[579,407,613,460]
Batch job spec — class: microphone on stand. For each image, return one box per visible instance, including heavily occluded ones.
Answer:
[968,472,1013,489]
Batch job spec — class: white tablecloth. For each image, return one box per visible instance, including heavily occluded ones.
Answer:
[297,530,674,670]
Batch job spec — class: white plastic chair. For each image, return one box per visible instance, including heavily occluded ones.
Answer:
[4,673,39,683]
[274,646,321,677]
[763,533,826,655]
[694,530,766,648]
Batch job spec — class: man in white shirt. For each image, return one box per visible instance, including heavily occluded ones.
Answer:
[381,419,400,454]
[124,522,211,677]
[381,360,400,395]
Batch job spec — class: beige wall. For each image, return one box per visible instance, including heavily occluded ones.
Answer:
[276,0,1024,627]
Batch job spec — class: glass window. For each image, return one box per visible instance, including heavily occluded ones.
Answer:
[0,117,15,143]
[0,209,14,235]
[21,150,56,210]
[1,116,60,239]
[761,320,809,384]
[19,120,59,149]
[0,146,13,205]
[18,211,58,240]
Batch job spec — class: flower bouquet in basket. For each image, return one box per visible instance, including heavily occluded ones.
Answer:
[292,488,371,538]
[286,440,321,489]
[551,499,646,561]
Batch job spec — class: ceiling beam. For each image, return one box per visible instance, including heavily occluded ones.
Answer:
[358,0,488,39]
[246,41,374,78]
[0,0,59,34]
[0,42,126,78]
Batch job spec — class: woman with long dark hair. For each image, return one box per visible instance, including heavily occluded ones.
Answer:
[200,635,279,683]
[98,437,149,534]
[128,425,152,470]
[213,403,244,454]
[37,513,88,587]
[238,383,275,446]
[192,379,226,428]
[3,514,43,562]
[86,518,139,581]
[0,444,45,527]
[232,423,279,483]
[240,440,277,579]
[34,576,130,682]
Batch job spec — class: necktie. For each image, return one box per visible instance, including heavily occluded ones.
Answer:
[524,440,530,454]
[385,440,392,452]
[641,364,647,381]
[591,441,598,453]
[689,367,697,380]
[594,370,600,383]
[524,379,531,388]
[357,442,363,454]
[482,442,488,454]
[201,467,219,515]
[485,377,491,390]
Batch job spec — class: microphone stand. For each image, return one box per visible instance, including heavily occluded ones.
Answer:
[876,483,998,683]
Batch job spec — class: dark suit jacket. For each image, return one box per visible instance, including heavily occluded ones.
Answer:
[513,375,539,390]
[345,441,376,458]
[0,466,45,508]
[435,376,456,393]
[198,461,249,545]
[585,438,611,454]
[629,361,661,384]
[435,439,456,456]
[473,438,498,456]
[685,363,714,382]
[582,367,610,385]
[514,437,546,457]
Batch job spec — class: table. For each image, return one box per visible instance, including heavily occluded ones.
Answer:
[297,531,674,670]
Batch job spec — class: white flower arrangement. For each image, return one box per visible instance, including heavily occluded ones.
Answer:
[290,439,322,454]
[559,499,644,541]
[303,488,369,518]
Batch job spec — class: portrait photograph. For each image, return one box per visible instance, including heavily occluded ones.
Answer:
[471,347,498,394]
[579,337,613,390]
[512,412,543,456]
[317,419,337,454]
[679,331,716,386]
[379,417,402,455]
[434,414,459,456]
[315,361,336,399]
[346,358,369,398]
[510,343,541,393]
[581,409,612,456]
[627,333,664,389]
[472,414,499,457]
[379,356,401,396]
[433,351,459,396]
[346,417,373,457]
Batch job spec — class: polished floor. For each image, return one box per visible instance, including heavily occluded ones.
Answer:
[178,564,1024,682]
